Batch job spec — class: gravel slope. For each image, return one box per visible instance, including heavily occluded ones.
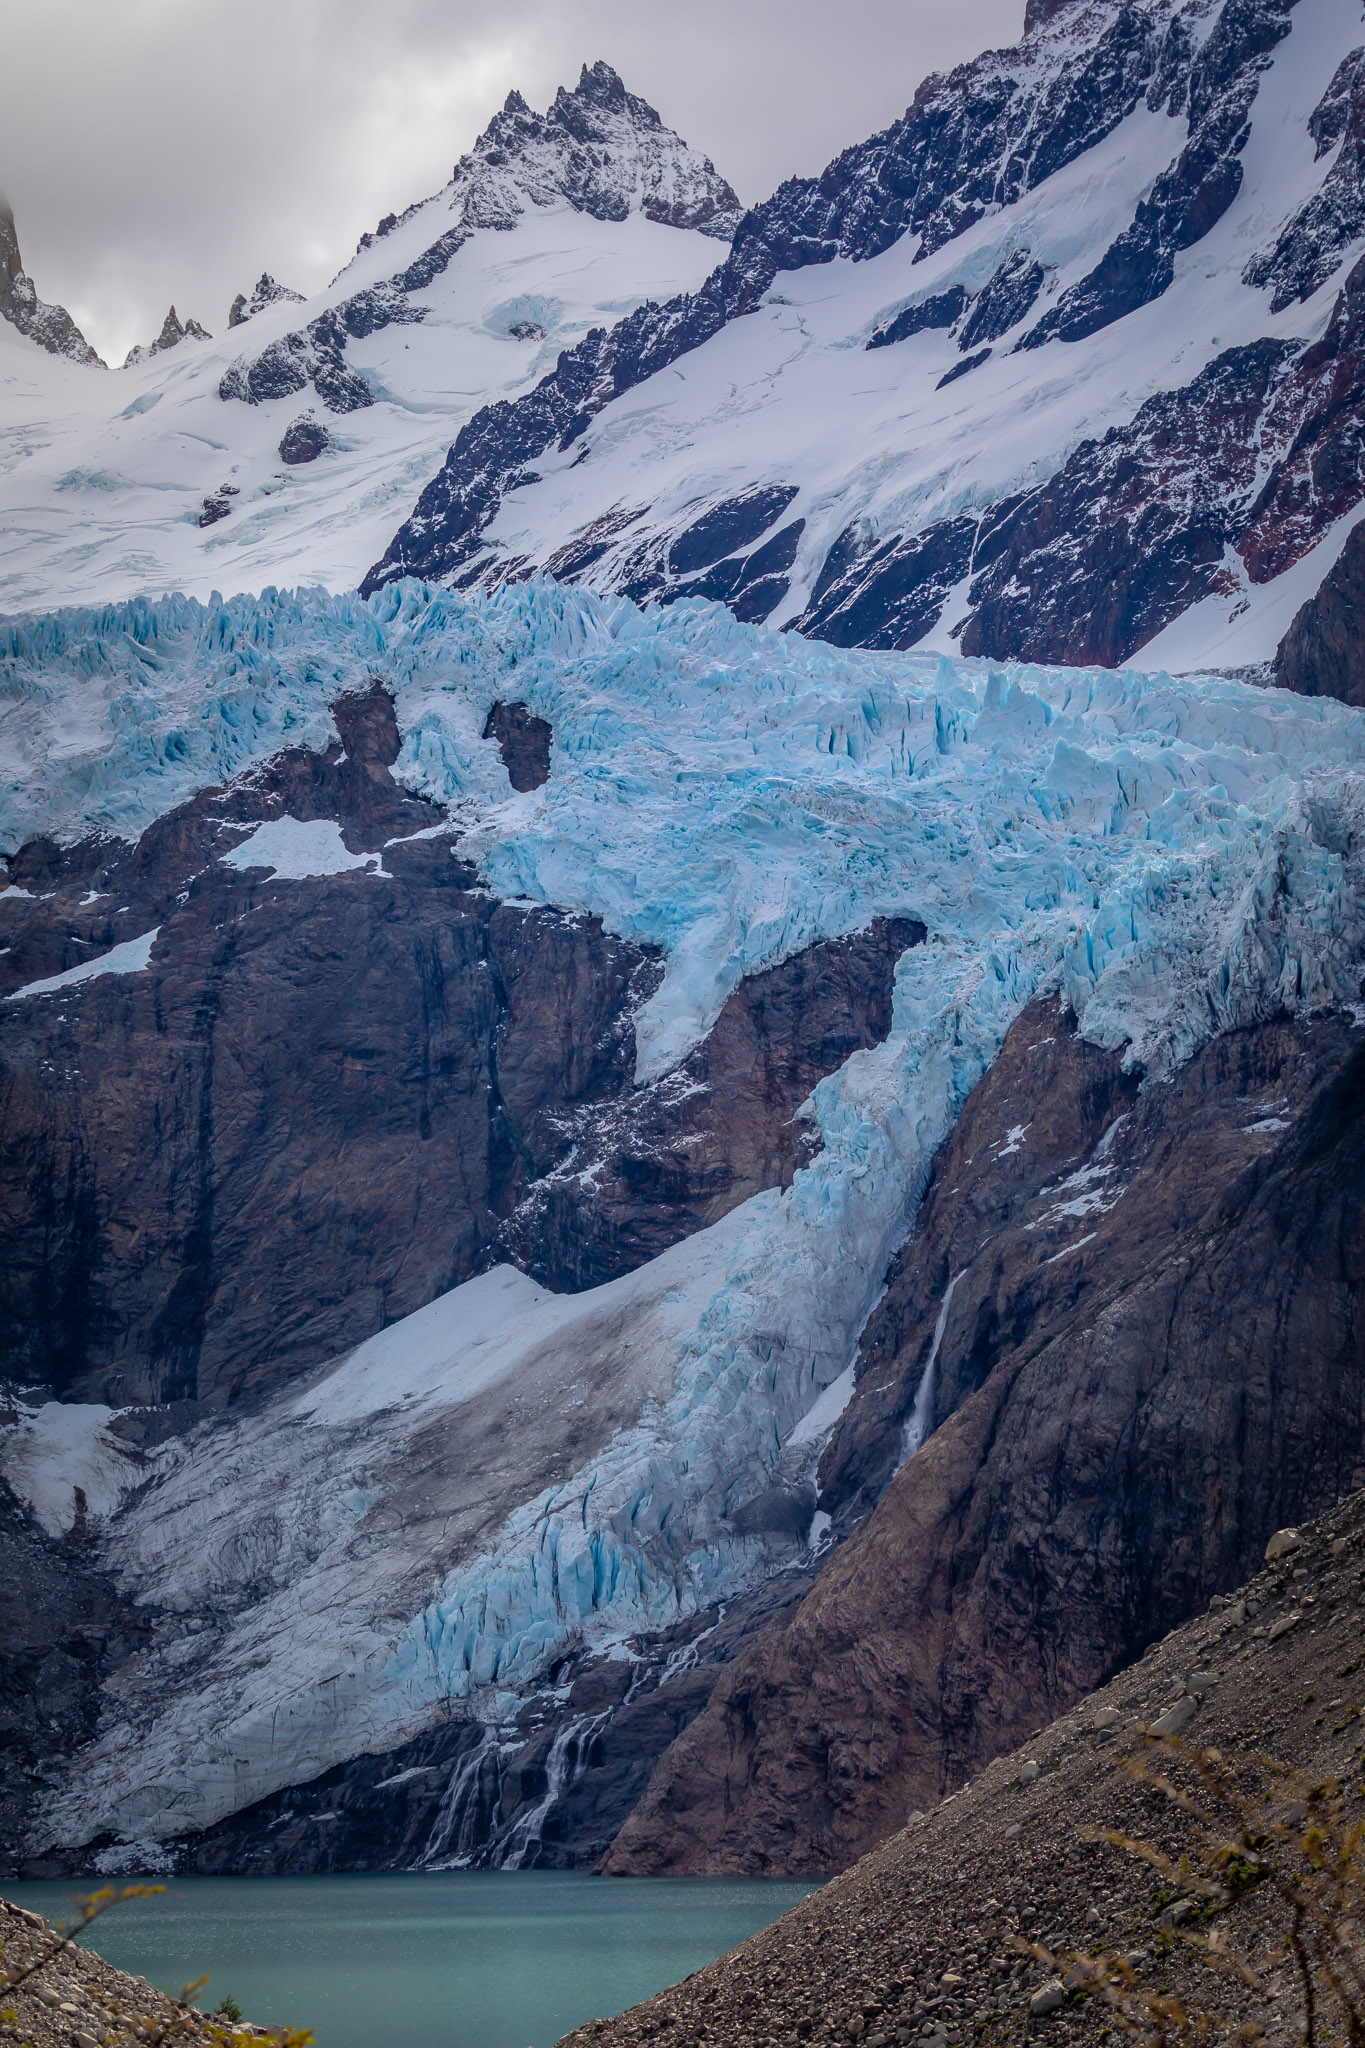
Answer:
[559,1486,1365,2048]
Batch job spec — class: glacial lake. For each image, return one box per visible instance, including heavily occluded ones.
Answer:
[7,1871,818,2048]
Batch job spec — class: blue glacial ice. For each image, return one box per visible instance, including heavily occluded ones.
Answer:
[8,578,1365,1847]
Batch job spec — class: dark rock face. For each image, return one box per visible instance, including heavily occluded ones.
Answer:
[227,273,304,329]
[0,201,102,367]
[1273,514,1365,704]
[0,1475,148,1869]
[658,518,805,621]
[196,483,240,528]
[1238,250,1365,585]
[124,306,212,367]
[0,694,915,1412]
[482,699,553,790]
[603,999,1365,1874]
[867,286,969,349]
[958,339,1292,665]
[493,916,924,1291]
[277,414,332,465]
[950,242,1365,664]
[937,347,991,388]
[799,517,977,649]
[1244,48,1365,311]
[667,488,799,575]
[958,251,1045,350]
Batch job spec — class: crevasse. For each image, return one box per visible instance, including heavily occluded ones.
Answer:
[11,578,1365,1853]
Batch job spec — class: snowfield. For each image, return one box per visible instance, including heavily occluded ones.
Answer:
[4,576,1365,1856]
[0,63,735,614]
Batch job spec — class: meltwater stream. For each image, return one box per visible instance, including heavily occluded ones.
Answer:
[7,1873,816,2048]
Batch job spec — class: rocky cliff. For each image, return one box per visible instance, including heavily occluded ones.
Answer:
[0,201,101,366]
[602,997,1365,1873]
[0,685,911,1414]
[1274,511,1365,704]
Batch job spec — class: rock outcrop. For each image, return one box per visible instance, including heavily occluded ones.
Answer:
[220,62,740,416]
[0,200,102,366]
[1274,514,1365,704]
[122,305,212,368]
[602,998,1365,1873]
[0,1474,147,1867]
[227,272,304,328]
[0,687,912,1413]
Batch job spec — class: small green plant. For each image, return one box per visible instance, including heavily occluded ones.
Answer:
[213,1994,245,2023]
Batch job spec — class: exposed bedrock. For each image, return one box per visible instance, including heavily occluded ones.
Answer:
[482,698,554,791]
[493,913,923,1291]
[1274,514,1365,705]
[0,1474,149,1866]
[602,998,1365,1874]
[0,687,915,1412]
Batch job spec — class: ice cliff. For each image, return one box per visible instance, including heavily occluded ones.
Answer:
[3,577,1364,1859]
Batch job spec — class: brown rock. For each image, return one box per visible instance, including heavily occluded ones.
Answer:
[601,1003,1365,1874]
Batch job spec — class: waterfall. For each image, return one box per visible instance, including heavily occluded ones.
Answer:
[419,1728,501,1869]
[899,1267,968,1465]
[493,1711,611,1871]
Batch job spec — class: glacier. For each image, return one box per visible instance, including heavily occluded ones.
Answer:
[5,575,1365,1856]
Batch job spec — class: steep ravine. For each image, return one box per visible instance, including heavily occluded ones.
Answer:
[602,996,1365,1874]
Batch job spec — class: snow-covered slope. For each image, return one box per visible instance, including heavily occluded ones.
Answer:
[368,0,1365,677]
[0,65,738,612]
[3,577,1364,1863]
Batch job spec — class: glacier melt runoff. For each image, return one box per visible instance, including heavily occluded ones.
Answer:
[4,576,1365,1859]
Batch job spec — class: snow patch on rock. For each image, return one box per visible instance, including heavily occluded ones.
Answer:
[4,928,159,1001]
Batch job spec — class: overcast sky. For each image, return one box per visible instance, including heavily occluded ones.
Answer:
[6,0,1022,367]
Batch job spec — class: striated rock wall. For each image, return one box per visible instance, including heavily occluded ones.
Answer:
[0,687,912,1412]
[602,999,1365,1873]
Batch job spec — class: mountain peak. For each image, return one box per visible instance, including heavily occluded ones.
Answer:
[0,197,103,367]
[570,59,631,110]
[452,61,742,239]
[123,302,212,368]
[227,272,305,329]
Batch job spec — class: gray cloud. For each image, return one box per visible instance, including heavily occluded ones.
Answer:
[5,0,1021,365]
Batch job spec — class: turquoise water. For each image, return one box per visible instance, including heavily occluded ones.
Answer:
[7,1871,816,2048]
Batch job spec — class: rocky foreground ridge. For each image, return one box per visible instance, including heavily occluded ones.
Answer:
[559,1488,1365,2048]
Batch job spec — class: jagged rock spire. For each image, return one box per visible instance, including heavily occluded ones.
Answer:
[228,273,305,328]
[0,197,103,366]
[123,304,212,368]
